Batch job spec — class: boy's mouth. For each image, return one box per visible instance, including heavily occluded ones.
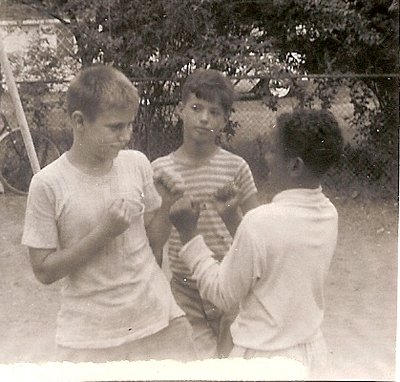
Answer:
[110,142,128,148]
[195,127,214,134]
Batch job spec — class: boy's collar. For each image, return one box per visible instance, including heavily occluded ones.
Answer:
[173,146,221,166]
[272,186,323,202]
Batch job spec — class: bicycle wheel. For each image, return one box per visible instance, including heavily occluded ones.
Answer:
[0,129,60,195]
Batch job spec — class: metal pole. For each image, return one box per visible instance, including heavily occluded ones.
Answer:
[0,36,41,174]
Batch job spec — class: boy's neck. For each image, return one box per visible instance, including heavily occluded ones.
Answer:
[177,141,219,163]
[285,176,321,191]
[67,145,113,176]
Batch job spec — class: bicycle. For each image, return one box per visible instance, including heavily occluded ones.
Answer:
[0,111,60,195]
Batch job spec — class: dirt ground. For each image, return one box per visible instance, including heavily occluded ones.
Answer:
[0,191,397,381]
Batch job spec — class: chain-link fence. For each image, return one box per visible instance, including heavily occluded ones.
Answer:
[0,74,398,199]
[221,75,399,200]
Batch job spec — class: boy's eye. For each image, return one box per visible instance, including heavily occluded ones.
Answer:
[109,123,133,131]
[191,104,222,117]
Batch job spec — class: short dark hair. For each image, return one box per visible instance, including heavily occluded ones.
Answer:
[66,64,139,121]
[277,109,344,176]
[181,69,235,115]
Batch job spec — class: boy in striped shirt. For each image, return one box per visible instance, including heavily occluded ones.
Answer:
[152,69,258,359]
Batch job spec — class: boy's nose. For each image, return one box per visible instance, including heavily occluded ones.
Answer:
[199,109,209,122]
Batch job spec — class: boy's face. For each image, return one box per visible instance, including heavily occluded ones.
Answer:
[178,93,227,145]
[79,106,136,162]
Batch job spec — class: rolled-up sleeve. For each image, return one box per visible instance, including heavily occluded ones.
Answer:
[21,175,58,249]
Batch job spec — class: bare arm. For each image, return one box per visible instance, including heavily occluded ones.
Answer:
[240,193,259,215]
[29,199,135,285]
[145,170,185,266]
[145,205,172,266]
[30,228,111,284]
[218,205,242,238]
[213,183,259,237]
[169,196,200,245]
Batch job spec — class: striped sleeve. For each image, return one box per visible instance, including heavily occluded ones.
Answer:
[235,160,258,203]
[151,155,173,177]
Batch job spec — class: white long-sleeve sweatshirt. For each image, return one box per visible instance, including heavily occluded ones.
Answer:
[179,187,338,351]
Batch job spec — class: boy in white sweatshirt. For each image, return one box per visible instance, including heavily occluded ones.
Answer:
[169,109,343,377]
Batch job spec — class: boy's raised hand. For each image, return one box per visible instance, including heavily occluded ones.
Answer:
[213,181,241,218]
[154,170,185,208]
[169,196,200,243]
[212,181,242,237]
[99,199,135,238]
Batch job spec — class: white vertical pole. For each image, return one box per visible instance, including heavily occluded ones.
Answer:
[0,36,41,174]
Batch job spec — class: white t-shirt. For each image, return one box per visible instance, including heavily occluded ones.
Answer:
[180,187,338,351]
[22,150,184,349]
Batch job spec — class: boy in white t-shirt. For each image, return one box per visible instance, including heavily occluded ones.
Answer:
[152,69,259,358]
[169,109,344,378]
[21,64,196,362]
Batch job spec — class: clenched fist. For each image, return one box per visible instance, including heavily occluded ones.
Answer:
[213,181,241,218]
[154,169,185,208]
[99,198,137,238]
[169,196,200,243]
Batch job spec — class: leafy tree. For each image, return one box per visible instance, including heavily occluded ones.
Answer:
[12,0,283,158]
[230,0,399,191]
[8,0,400,191]
[3,27,80,152]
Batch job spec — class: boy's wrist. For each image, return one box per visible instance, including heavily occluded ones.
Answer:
[220,208,241,223]
[179,228,198,244]
[160,199,174,210]
[91,225,102,238]
[159,201,176,221]
[92,225,115,242]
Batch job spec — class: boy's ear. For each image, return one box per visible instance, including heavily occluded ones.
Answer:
[287,157,305,178]
[71,111,85,130]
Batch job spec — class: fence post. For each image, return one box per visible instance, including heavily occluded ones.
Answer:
[0,36,41,174]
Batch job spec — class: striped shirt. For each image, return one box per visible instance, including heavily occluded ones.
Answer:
[152,147,257,288]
